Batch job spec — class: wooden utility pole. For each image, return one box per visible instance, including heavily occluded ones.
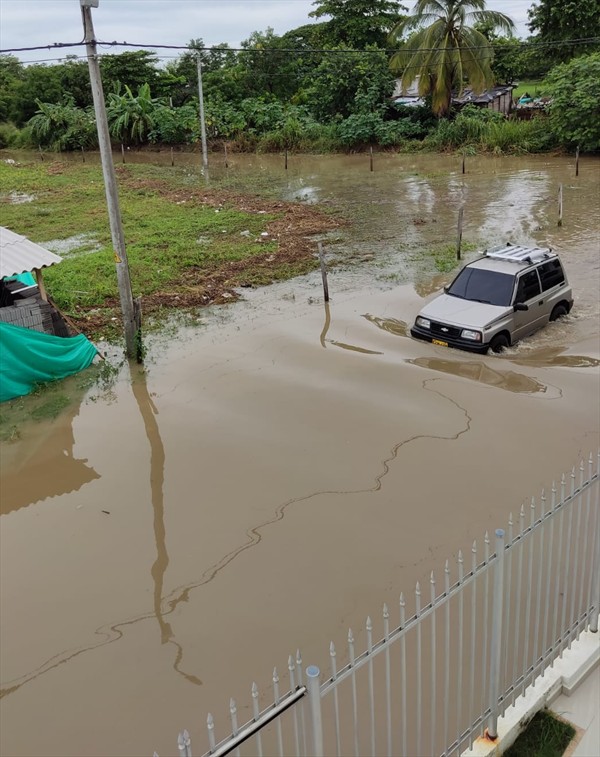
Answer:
[80,0,138,359]
[196,57,208,172]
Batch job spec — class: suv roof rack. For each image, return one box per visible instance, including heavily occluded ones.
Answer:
[484,243,553,265]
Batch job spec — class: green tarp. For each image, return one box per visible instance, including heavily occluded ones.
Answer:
[0,322,97,402]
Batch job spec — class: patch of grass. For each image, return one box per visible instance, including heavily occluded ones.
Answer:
[504,710,575,757]
[432,241,478,273]
[513,80,545,99]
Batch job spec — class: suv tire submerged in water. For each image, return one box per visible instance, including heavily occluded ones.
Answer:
[410,244,573,354]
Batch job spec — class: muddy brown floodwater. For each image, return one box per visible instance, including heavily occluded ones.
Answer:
[1,153,599,757]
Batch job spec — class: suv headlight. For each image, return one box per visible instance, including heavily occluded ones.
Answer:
[461,329,482,341]
[416,316,431,329]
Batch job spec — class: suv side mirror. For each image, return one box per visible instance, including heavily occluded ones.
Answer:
[514,302,529,312]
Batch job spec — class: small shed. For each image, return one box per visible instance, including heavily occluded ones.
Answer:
[0,226,71,335]
[0,227,98,402]
[452,85,515,115]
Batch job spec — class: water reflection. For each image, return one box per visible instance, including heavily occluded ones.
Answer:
[407,356,551,395]
[130,367,202,686]
[0,400,100,515]
[362,313,409,337]
[319,302,383,354]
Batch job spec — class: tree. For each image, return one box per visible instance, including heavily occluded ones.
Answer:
[106,83,157,145]
[28,98,97,150]
[309,0,407,48]
[100,51,159,94]
[528,0,600,63]
[543,52,600,151]
[389,0,515,117]
[306,44,395,120]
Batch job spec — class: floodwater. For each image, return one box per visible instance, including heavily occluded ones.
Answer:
[0,152,599,757]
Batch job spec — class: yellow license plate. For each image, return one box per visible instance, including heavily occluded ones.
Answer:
[432,339,448,347]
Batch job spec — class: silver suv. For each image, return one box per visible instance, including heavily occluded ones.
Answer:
[411,244,573,354]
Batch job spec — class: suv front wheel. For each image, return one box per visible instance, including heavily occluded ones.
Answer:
[489,333,510,354]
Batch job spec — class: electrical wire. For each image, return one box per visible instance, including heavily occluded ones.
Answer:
[2,35,599,56]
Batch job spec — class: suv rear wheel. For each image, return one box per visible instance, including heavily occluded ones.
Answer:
[550,303,568,321]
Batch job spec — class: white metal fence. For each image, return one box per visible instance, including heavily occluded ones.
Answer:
[157,453,599,757]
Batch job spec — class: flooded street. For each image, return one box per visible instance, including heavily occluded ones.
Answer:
[1,153,599,756]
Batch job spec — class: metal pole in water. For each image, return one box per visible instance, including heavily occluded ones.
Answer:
[306,666,324,757]
[488,529,506,740]
[224,142,228,168]
[462,153,466,174]
[121,143,125,164]
[575,146,580,177]
[370,146,374,172]
[170,147,174,167]
[285,149,288,170]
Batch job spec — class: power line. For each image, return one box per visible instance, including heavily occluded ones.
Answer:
[3,35,600,56]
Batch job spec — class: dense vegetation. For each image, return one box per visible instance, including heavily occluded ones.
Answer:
[0,0,599,154]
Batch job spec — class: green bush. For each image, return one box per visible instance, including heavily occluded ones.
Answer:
[0,122,20,148]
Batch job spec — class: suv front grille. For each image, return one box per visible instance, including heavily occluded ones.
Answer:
[431,321,462,339]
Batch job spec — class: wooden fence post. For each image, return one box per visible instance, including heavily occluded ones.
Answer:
[318,242,329,302]
[558,184,563,227]
[456,206,464,260]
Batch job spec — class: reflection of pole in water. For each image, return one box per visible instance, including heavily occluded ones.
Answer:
[320,301,331,348]
[130,368,171,644]
[131,367,203,686]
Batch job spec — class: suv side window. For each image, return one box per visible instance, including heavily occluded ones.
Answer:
[538,260,565,291]
[515,270,541,302]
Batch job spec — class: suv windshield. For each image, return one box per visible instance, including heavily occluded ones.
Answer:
[447,267,515,306]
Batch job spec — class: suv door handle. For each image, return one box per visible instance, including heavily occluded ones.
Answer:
[538,300,544,306]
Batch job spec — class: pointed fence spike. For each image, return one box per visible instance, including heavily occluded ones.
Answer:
[383,602,389,619]
[444,559,450,574]
[399,591,405,606]
[348,628,354,644]
[273,667,278,683]
[415,581,421,594]
[330,640,336,656]
[508,512,514,526]
[207,713,214,727]
[252,682,258,697]
[288,655,294,670]
[366,616,372,631]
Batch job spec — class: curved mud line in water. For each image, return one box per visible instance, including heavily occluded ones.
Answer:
[0,378,471,699]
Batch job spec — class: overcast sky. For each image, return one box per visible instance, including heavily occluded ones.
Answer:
[1,0,534,66]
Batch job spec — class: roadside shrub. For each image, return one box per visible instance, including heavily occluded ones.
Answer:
[0,122,20,148]
[28,100,98,151]
[149,104,198,144]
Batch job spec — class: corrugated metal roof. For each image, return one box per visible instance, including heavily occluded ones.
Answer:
[0,226,62,279]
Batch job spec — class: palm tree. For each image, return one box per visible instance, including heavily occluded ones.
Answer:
[389,0,515,116]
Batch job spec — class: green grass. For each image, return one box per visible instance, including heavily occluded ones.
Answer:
[504,710,576,757]
[513,80,545,98]
[0,159,279,312]
[432,242,478,273]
